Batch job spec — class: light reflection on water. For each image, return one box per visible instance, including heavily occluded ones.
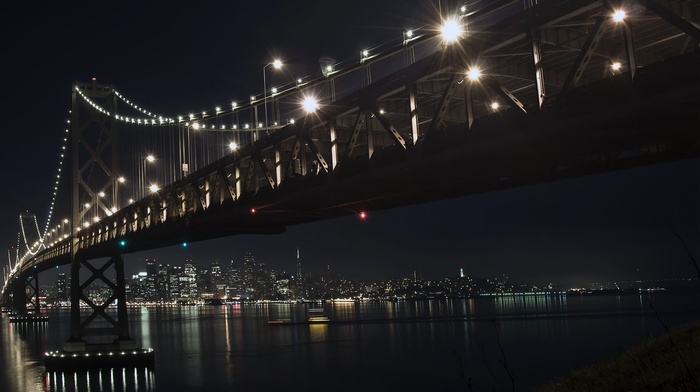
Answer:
[43,367,154,392]
[1,292,698,391]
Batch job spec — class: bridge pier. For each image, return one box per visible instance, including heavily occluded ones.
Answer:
[45,253,153,370]
[8,272,49,323]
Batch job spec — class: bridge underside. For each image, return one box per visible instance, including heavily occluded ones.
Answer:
[78,50,698,259]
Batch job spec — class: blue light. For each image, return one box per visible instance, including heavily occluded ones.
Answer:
[119,240,126,246]
[182,242,188,247]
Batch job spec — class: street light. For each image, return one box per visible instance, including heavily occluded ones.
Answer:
[263,59,283,133]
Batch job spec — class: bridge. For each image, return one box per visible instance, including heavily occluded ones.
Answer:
[2,0,698,368]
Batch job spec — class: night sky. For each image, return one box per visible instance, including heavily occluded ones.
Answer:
[2,1,698,287]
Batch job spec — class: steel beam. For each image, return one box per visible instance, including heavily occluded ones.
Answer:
[529,28,547,110]
[408,86,419,144]
[370,106,407,150]
[329,118,338,169]
[484,77,528,114]
[557,17,608,105]
[344,111,365,159]
[635,0,700,42]
[426,72,460,134]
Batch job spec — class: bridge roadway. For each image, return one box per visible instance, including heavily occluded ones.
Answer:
[16,50,699,281]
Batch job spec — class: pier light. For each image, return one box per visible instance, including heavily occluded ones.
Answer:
[440,16,463,44]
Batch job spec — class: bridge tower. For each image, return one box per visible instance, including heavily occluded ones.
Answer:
[11,212,42,321]
[61,81,138,355]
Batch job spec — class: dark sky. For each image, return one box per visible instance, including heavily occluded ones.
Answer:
[2,1,698,287]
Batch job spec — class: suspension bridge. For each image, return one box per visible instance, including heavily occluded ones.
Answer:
[1,0,698,369]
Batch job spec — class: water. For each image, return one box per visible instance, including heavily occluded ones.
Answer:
[1,292,698,391]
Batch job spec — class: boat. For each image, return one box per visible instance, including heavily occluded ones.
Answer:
[308,308,330,323]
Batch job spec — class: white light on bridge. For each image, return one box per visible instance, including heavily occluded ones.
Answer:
[149,185,159,193]
[302,96,319,113]
[146,155,155,162]
[611,62,622,71]
[613,10,626,22]
[272,59,282,69]
[440,17,463,44]
[118,176,126,183]
[491,102,499,110]
[467,67,481,81]
[192,122,200,130]
[229,142,238,151]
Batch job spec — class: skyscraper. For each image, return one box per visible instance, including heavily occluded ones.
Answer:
[56,272,67,301]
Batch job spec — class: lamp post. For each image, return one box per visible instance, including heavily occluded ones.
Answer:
[263,59,282,134]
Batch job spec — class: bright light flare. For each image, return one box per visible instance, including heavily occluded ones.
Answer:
[467,67,481,81]
[149,184,159,193]
[192,122,200,130]
[613,10,626,22]
[611,62,622,71]
[146,155,155,162]
[491,102,499,110]
[229,142,238,151]
[302,96,319,113]
[359,211,367,220]
[272,59,282,69]
[441,16,463,44]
